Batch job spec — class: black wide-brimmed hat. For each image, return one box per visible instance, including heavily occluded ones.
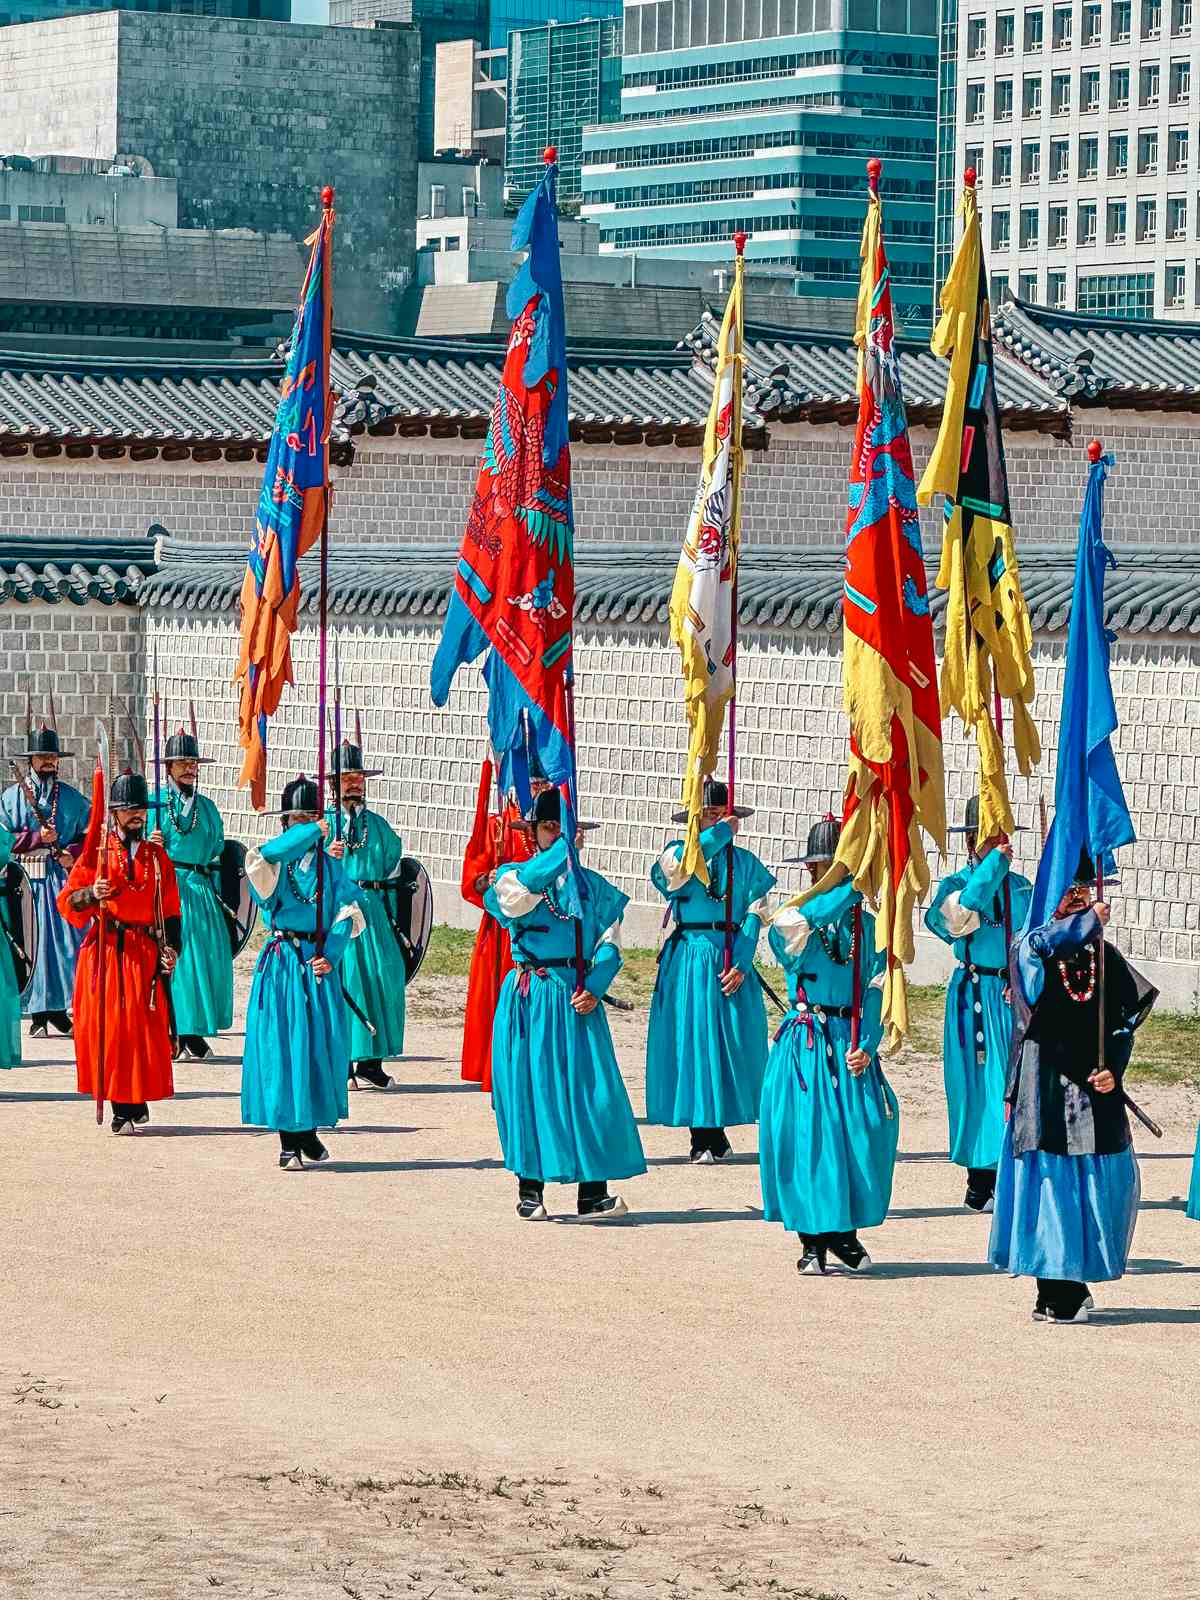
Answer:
[108,771,163,811]
[512,785,599,833]
[783,813,841,866]
[281,775,322,817]
[670,777,754,824]
[328,739,383,780]
[947,794,1030,837]
[1072,846,1121,887]
[23,726,72,759]
[164,729,214,765]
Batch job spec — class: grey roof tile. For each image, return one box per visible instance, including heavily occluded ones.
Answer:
[994,298,1200,407]
[0,537,158,606]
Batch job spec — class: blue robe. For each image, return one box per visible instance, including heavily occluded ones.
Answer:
[155,784,234,1038]
[0,827,21,1067]
[759,881,899,1235]
[645,821,775,1128]
[1187,1132,1200,1223]
[325,805,407,1063]
[0,776,88,1015]
[484,838,646,1185]
[925,850,1031,1171]
[241,823,365,1132]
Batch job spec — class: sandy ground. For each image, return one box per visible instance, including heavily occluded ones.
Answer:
[2,971,1199,1600]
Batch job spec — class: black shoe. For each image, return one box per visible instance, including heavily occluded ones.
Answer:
[797,1245,827,1276]
[826,1234,873,1273]
[578,1193,628,1220]
[297,1132,329,1164]
[180,1036,213,1060]
[710,1131,732,1161]
[279,1150,304,1172]
[130,1104,150,1126]
[351,1061,394,1091]
[29,1016,49,1039]
[516,1195,548,1220]
[48,1011,73,1037]
[964,1189,994,1213]
[110,1115,135,1137]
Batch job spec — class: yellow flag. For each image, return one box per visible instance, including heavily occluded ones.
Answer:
[669,250,744,881]
[917,176,1040,842]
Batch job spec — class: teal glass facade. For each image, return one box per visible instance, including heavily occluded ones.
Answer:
[580,0,937,318]
[0,0,289,20]
[488,0,619,49]
[506,17,623,209]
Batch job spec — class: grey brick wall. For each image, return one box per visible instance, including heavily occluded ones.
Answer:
[143,606,1200,1011]
[6,406,1197,550]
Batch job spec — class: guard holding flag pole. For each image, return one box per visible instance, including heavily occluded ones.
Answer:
[0,822,22,1069]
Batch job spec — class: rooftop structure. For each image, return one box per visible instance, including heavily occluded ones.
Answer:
[433,36,507,161]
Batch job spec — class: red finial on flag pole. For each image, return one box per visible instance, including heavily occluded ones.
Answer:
[1087,438,1103,463]
[321,185,334,209]
[964,165,977,189]
[732,231,747,256]
[543,146,557,164]
[867,157,882,192]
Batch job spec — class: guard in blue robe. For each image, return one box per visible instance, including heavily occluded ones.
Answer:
[646,779,775,1162]
[485,787,645,1221]
[242,777,365,1172]
[925,795,1032,1212]
[759,816,899,1275]
[989,850,1157,1323]
[1187,1132,1200,1224]
[0,726,89,1034]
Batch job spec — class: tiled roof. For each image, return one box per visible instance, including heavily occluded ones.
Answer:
[0,536,158,606]
[993,298,1200,409]
[681,313,1070,434]
[0,329,766,464]
[141,537,1200,637]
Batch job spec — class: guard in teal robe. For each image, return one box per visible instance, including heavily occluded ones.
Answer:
[645,779,775,1161]
[325,738,407,1090]
[925,796,1032,1212]
[0,726,89,1034]
[242,778,365,1171]
[484,788,645,1221]
[0,825,21,1068]
[759,816,898,1275]
[152,731,234,1058]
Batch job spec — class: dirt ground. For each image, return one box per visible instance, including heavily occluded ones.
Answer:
[2,973,1199,1600]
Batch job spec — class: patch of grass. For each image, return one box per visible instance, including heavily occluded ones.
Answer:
[1127,1007,1200,1088]
[420,925,477,979]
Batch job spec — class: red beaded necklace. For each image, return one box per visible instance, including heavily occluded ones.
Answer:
[1057,944,1098,1004]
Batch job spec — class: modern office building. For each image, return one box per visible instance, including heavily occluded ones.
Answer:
[488,0,619,48]
[0,0,287,19]
[941,0,1200,318]
[578,0,938,321]
[506,15,622,207]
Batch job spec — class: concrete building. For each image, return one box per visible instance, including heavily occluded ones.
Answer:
[0,160,178,229]
[0,12,420,328]
[578,0,938,322]
[433,36,507,159]
[505,16,623,209]
[0,0,288,23]
[942,0,1200,318]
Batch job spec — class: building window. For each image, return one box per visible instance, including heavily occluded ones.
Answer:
[429,185,446,219]
[1141,63,1161,106]
[1052,2,1072,44]
[1051,70,1071,113]
[1167,195,1188,236]
[1082,1,1102,40]
[967,80,986,121]
[1078,199,1098,242]
[1024,74,1044,114]
[1080,68,1101,110]
[1109,132,1130,174]
[1077,270,1155,315]
[1020,204,1040,246]
[1112,0,1132,34]
[1025,5,1044,47]
[1107,199,1128,241]
[444,235,461,251]
[1172,0,1192,33]
[992,271,1011,300]
[1018,269,1039,298]
[966,143,985,177]
[967,14,987,53]
[1139,129,1160,173]
[1170,58,1191,103]
[993,207,1012,249]
[996,77,1015,118]
[1165,261,1187,305]
[998,10,1016,49]
[1137,196,1158,239]
[16,204,67,222]
[1143,0,1162,32]
[1050,136,1070,178]
[1022,139,1042,180]
[1111,65,1130,108]
[1049,201,1069,242]
[1079,134,1099,176]
[1169,128,1190,170]
[1048,268,1067,305]
[994,142,1014,184]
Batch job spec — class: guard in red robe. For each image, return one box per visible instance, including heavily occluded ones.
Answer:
[58,767,182,1134]
[459,758,545,1091]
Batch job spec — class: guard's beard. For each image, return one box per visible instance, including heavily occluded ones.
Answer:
[120,819,146,841]
[174,780,196,797]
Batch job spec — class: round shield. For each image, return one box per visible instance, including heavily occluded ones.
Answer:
[217,839,260,958]
[385,856,434,982]
[1,859,38,997]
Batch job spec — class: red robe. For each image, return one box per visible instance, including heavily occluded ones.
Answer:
[460,784,532,1092]
[58,839,181,1104]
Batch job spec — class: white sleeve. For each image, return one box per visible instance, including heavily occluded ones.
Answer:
[770,904,810,957]
[495,869,542,919]
[656,842,689,893]
[598,915,623,952]
[245,846,279,900]
[939,891,981,939]
[333,900,366,940]
[747,891,773,921]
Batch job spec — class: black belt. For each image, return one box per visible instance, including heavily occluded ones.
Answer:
[358,879,397,892]
[268,928,317,951]
[516,956,578,971]
[796,1002,855,1020]
[673,920,729,931]
[960,962,1006,979]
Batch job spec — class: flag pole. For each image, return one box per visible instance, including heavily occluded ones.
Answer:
[723,229,746,977]
[1087,439,1108,1081]
[332,632,343,843]
[315,183,334,958]
[152,641,162,801]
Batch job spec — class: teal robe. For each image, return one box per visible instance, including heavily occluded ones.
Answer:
[645,820,775,1128]
[0,827,21,1067]
[925,850,1031,1171]
[325,805,407,1063]
[155,784,234,1039]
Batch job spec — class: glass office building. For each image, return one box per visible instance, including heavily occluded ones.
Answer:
[506,16,623,206]
[0,0,289,20]
[488,0,619,48]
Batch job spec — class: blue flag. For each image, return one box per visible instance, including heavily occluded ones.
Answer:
[1025,450,1134,929]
